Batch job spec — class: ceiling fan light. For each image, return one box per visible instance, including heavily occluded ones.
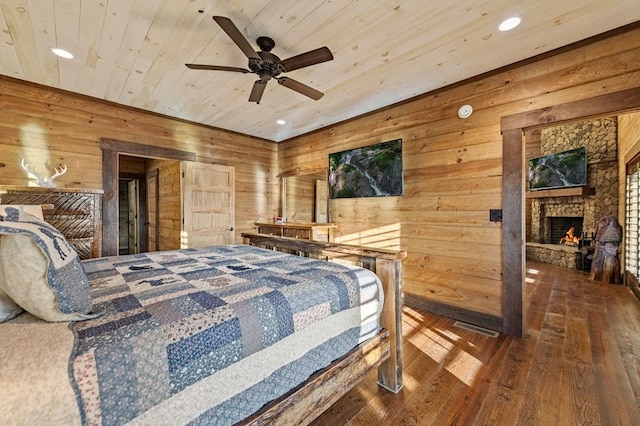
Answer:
[499,15,523,32]
[50,47,74,59]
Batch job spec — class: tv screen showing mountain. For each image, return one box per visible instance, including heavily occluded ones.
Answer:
[329,139,404,198]
[528,146,587,191]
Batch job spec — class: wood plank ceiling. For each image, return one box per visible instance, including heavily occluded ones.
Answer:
[0,0,638,142]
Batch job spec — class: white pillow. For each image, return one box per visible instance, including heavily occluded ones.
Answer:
[0,211,98,322]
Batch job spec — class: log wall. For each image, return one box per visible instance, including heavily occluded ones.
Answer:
[279,26,640,325]
[0,76,280,243]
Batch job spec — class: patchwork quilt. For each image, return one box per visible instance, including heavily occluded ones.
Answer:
[71,245,383,425]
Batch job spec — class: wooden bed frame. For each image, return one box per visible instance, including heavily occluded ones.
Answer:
[240,232,405,425]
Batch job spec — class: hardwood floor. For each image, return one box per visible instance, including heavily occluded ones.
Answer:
[312,261,640,425]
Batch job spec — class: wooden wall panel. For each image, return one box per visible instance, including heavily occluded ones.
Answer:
[618,112,640,229]
[279,27,640,330]
[617,112,640,286]
[285,173,316,222]
[619,112,640,172]
[0,76,279,244]
[119,155,146,175]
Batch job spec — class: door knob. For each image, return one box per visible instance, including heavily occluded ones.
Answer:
[229,227,234,231]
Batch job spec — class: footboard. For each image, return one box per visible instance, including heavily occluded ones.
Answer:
[241,232,405,393]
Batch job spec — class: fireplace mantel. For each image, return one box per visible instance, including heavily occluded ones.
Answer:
[526,186,595,199]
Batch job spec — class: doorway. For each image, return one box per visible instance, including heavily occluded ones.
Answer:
[118,154,155,255]
[102,139,196,256]
[102,138,237,256]
[501,86,640,337]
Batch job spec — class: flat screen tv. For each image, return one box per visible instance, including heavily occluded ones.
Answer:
[528,146,587,191]
[329,139,403,199]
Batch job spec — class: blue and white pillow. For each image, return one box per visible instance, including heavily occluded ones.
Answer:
[0,207,98,322]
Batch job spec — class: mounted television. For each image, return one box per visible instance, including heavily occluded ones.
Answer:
[329,139,403,199]
[528,146,587,191]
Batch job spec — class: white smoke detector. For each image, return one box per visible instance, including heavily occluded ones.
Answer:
[457,104,473,119]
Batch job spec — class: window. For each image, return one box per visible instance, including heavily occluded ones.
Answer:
[625,159,640,288]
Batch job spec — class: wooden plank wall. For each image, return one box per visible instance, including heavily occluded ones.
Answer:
[279,26,640,324]
[618,112,640,275]
[619,112,640,219]
[0,76,279,243]
[285,172,317,222]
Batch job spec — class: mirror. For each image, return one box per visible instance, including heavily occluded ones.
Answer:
[281,170,329,223]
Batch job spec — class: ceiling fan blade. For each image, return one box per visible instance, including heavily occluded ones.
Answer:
[185,64,251,73]
[280,47,333,72]
[212,16,261,61]
[277,77,324,100]
[249,80,268,103]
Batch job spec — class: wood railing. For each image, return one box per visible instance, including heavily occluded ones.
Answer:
[241,231,406,393]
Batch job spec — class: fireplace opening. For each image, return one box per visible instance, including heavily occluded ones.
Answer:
[548,217,583,246]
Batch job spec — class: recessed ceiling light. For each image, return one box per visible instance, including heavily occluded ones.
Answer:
[499,15,523,32]
[276,119,286,125]
[49,47,74,59]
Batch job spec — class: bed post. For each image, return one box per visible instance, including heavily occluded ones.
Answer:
[376,256,404,393]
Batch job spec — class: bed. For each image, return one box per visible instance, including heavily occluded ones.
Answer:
[0,206,404,425]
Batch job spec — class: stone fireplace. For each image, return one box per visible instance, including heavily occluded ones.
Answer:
[526,118,619,268]
[532,200,588,245]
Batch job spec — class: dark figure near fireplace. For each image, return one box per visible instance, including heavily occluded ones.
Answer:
[590,215,622,284]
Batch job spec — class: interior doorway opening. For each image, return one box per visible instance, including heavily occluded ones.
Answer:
[501,86,640,337]
[117,154,177,255]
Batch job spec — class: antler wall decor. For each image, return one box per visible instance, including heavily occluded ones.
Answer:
[21,159,67,187]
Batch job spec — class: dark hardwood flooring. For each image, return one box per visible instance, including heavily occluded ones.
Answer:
[312,261,640,425]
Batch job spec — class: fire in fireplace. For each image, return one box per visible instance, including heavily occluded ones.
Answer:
[548,217,583,246]
[559,226,580,246]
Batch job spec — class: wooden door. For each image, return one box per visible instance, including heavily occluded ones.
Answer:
[127,180,139,254]
[181,162,235,248]
[146,169,159,251]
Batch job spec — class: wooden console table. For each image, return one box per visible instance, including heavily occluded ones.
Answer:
[255,222,337,242]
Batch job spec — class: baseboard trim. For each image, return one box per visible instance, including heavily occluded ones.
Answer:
[403,293,504,334]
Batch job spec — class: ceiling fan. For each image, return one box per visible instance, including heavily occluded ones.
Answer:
[186,16,334,104]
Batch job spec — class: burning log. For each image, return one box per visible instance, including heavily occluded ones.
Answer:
[589,215,622,284]
[559,226,580,246]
